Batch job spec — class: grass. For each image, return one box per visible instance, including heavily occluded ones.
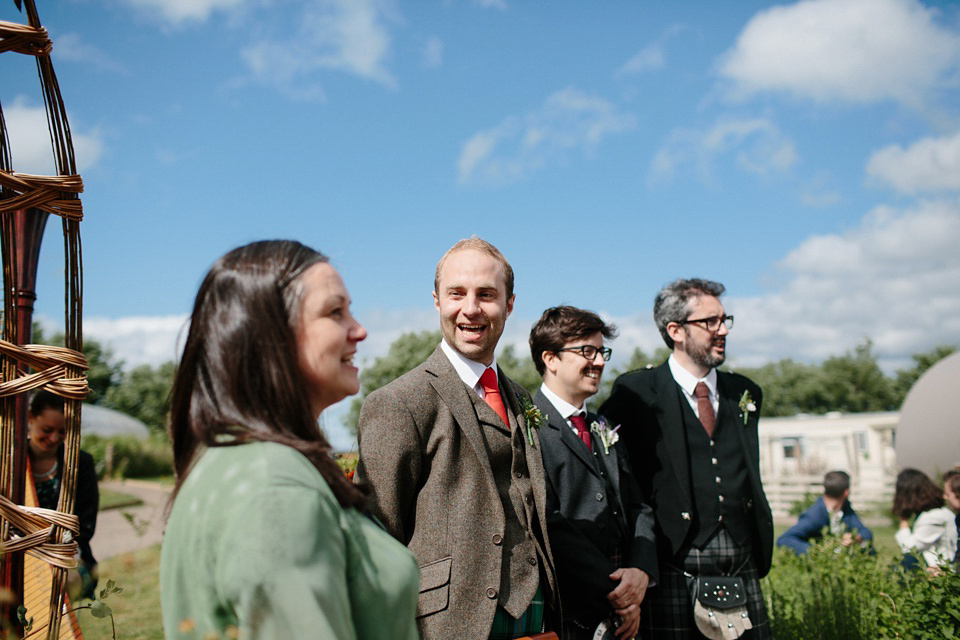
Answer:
[75,545,164,640]
[99,488,144,511]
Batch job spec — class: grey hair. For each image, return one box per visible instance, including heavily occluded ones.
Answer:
[653,278,725,349]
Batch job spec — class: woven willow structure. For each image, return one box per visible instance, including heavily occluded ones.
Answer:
[0,0,88,637]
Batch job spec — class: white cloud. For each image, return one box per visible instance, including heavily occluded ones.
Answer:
[4,96,103,175]
[719,0,960,112]
[120,0,248,25]
[53,33,129,74]
[729,198,960,371]
[422,36,443,69]
[649,116,796,184]
[867,130,960,194]
[240,0,397,98]
[616,26,685,78]
[617,43,665,76]
[82,315,189,368]
[457,87,636,185]
[474,0,507,10]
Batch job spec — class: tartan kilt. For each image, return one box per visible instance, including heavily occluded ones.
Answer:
[639,528,770,640]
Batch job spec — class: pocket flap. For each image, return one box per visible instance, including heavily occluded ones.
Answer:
[419,556,452,592]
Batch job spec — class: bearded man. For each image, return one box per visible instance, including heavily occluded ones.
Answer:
[600,278,773,640]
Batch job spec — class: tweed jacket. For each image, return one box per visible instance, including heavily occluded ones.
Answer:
[599,362,774,578]
[356,346,559,640]
[533,390,658,629]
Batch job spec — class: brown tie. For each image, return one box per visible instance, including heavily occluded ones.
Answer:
[694,381,716,437]
[479,368,509,427]
[570,413,592,451]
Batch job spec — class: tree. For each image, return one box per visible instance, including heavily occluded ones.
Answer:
[497,343,541,395]
[44,332,123,404]
[593,345,671,408]
[735,359,828,417]
[819,340,897,413]
[102,361,176,434]
[892,345,957,405]
[345,330,441,434]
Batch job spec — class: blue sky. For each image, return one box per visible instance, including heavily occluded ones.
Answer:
[3,0,960,446]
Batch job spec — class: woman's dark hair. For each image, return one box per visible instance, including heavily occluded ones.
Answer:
[169,240,367,509]
[29,389,65,417]
[892,468,943,519]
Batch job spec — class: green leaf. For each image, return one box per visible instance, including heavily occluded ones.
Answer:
[89,600,113,619]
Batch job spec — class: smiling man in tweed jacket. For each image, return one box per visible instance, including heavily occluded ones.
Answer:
[356,237,558,640]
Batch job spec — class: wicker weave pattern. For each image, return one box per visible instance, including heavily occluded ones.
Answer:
[1,1,87,637]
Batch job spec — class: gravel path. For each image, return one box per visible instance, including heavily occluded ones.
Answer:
[91,479,171,560]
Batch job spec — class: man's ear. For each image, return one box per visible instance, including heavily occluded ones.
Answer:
[666,321,685,346]
[542,351,559,376]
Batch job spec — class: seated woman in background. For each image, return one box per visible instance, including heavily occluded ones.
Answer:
[893,468,958,573]
[159,240,420,640]
[27,389,99,599]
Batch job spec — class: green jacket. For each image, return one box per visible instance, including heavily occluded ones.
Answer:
[161,441,420,639]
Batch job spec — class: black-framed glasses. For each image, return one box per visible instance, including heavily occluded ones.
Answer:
[555,345,612,361]
[679,315,734,332]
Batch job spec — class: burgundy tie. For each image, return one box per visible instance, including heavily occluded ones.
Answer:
[479,368,509,427]
[570,413,592,451]
[694,381,716,437]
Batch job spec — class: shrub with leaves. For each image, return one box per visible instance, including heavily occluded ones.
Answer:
[764,534,960,639]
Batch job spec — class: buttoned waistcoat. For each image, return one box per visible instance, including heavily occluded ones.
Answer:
[356,347,559,640]
[598,362,774,578]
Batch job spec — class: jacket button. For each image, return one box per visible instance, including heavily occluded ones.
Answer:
[492,534,503,545]
[486,587,498,599]
[527,557,537,566]
[596,493,604,501]
[515,471,523,479]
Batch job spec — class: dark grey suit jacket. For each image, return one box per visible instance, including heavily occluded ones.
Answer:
[356,346,559,640]
[599,362,774,577]
[534,389,657,630]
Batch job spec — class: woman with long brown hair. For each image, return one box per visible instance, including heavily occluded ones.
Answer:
[893,468,958,572]
[159,240,419,639]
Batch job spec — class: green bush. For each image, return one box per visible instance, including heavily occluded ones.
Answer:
[764,535,960,639]
[82,434,174,479]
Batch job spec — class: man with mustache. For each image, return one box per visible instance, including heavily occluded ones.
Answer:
[529,306,657,640]
[356,237,558,640]
[600,279,773,640]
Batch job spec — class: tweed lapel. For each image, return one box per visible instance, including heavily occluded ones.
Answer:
[423,347,493,468]
[653,362,693,503]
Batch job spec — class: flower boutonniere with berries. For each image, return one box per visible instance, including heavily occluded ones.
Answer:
[590,417,621,455]
[516,393,545,445]
[738,390,757,426]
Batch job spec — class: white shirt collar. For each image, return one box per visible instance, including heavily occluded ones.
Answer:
[538,383,583,421]
[668,353,717,398]
[440,339,497,392]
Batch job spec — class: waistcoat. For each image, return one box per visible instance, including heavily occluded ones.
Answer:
[679,390,754,549]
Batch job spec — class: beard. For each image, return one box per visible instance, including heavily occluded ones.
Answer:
[687,335,725,370]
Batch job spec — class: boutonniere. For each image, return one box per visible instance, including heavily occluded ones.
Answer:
[738,390,756,426]
[590,418,621,455]
[516,393,545,445]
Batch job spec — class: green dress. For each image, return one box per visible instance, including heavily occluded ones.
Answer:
[160,441,420,639]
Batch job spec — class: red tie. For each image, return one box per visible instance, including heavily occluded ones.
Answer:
[479,368,509,427]
[694,381,716,437]
[570,413,592,451]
